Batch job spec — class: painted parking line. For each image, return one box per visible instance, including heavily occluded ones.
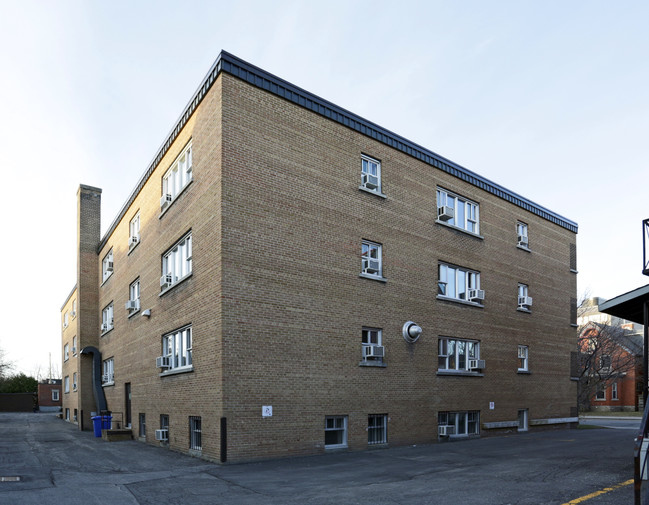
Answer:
[561,479,633,504]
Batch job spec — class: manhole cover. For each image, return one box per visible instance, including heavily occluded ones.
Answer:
[0,477,21,482]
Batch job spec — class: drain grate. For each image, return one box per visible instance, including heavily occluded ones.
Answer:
[0,476,21,482]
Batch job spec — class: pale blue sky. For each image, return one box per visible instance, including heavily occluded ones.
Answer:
[1,0,647,375]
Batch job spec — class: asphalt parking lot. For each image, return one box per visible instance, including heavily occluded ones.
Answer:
[0,412,637,504]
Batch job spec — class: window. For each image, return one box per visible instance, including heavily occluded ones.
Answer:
[518,345,529,372]
[102,358,114,385]
[72,372,77,391]
[127,279,141,315]
[63,311,69,329]
[139,414,146,438]
[436,188,479,234]
[102,249,114,283]
[516,222,529,249]
[129,212,140,250]
[438,338,481,372]
[52,389,59,402]
[189,416,202,451]
[64,344,69,362]
[161,141,193,209]
[518,409,528,432]
[161,232,192,291]
[162,326,192,371]
[74,409,78,422]
[438,411,480,437]
[360,240,384,280]
[72,299,77,318]
[101,303,114,334]
[72,336,77,355]
[64,376,69,394]
[325,416,348,449]
[596,387,606,401]
[612,382,618,400]
[599,354,612,370]
[368,414,387,445]
[517,284,532,310]
[160,414,169,443]
[65,408,70,421]
[438,263,482,303]
[360,155,382,195]
[361,327,383,362]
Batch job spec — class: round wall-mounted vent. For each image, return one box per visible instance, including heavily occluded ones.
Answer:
[402,321,422,343]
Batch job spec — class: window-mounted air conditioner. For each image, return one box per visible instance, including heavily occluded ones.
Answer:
[518,347,527,359]
[469,359,486,370]
[125,299,140,311]
[363,259,380,275]
[468,289,485,302]
[518,296,533,308]
[63,322,68,329]
[437,206,454,222]
[160,193,172,209]
[72,347,76,354]
[156,356,170,369]
[71,311,76,318]
[517,235,528,247]
[101,323,109,333]
[160,274,172,289]
[438,425,450,436]
[106,261,114,273]
[129,236,139,248]
[155,429,169,441]
[102,373,113,383]
[362,173,379,190]
[364,345,385,359]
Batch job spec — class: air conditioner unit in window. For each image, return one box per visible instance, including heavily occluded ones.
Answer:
[518,348,527,359]
[518,296,533,308]
[362,173,379,190]
[129,236,139,248]
[438,425,450,436]
[101,323,109,333]
[437,206,454,222]
[102,373,112,383]
[155,429,169,441]
[469,359,486,370]
[71,311,76,318]
[107,261,113,272]
[72,347,76,354]
[517,235,528,247]
[125,299,140,311]
[156,356,170,368]
[363,259,380,275]
[468,289,485,302]
[160,274,172,289]
[364,345,385,359]
[160,193,172,209]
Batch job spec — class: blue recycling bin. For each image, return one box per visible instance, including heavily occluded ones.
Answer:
[91,416,102,437]
[102,415,112,430]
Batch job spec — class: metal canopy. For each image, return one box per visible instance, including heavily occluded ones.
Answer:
[599,284,649,325]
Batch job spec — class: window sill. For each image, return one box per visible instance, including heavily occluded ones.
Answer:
[159,272,193,297]
[517,245,531,253]
[102,382,115,388]
[160,366,194,377]
[359,273,387,283]
[570,323,578,328]
[435,220,484,240]
[324,444,348,451]
[127,308,140,319]
[159,179,194,219]
[517,307,532,314]
[128,239,140,256]
[437,370,484,377]
[570,269,578,274]
[436,295,484,308]
[517,370,531,375]
[358,186,387,199]
[100,327,114,337]
[101,272,113,287]
[359,360,387,368]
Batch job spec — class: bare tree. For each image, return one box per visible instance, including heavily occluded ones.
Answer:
[0,346,14,381]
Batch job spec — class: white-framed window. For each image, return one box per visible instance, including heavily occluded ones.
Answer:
[101,303,114,334]
[102,357,114,385]
[368,414,387,445]
[72,372,77,391]
[595,386,606,401]
[599,354,612,370]
[72,336,77,355]
[325,416,348,449]
[129,212,140,249]
[518,284,532,310]
[63,311,69,329]
[161,141,193,209]
[127,279,141,315]
[64,344,69,362]
[65,408,70,421]
[518,409,528,432]
[72,299,77,318]
[612,382,618,400]
[516,222,529,249]
[139,414,146,438]
[160,414,169,443]
[102,249,114,283]
[438,411,480,437]
[162,325,192,371]
[360,154,382,195]
[436,188,479,234]
[161,232,192,291]
[361,327,383,361]
[52,389,60,402]
[438,263,482,303]
[361,240,384,280]
[189,416,202,451]
[64,376,70,394]
[438,338,480,371]
[518,345,529,372]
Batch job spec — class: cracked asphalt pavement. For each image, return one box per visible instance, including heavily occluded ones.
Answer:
[0,413,636,504]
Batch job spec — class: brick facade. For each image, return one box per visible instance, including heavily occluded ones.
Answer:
[61,52,578,462]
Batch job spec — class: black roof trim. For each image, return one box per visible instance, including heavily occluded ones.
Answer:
[98,50,577,251]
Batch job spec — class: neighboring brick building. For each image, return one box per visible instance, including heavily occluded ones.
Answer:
[61,51,579,463]
[37,379,62,412]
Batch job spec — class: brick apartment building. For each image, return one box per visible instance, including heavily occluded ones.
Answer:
[61,51,579,463]
[37,379,62,413]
